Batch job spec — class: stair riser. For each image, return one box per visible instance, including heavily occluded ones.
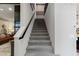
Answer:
[33,27,47,29]
[30,38,50,40]
[32,32,47,33]
[29,41,51,43]
[32,29,47,30]
[32,30,47,31]
[33,27,46,28]
[27,46,52,49]
[29,39,50,42]
[32,31,48,33]
[30,36,49,38]
[31,34,49,36]
[32,30,48,32]
[30,37,50,40]
[31,32,48,35]
[33,27,47,30]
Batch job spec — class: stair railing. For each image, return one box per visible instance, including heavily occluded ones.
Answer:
[19,12,35,39]
[14,12,35,56]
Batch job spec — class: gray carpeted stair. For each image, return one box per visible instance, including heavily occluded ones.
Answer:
[25,19,54,56]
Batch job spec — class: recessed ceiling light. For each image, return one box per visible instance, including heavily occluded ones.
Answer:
[8,7,12,11]
[0,9,4,11]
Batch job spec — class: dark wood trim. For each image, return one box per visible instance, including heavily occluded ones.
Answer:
[14,5,20,34]
[11,40,14,56]
[19,13,35,39]
[11,4,20,56]
[44,3,48,15]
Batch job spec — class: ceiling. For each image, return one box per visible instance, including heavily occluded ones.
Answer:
[0,4,15,22]
[36,3,47,15]
[36,4,45,12]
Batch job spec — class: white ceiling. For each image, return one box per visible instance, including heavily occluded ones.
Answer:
[36,4,45,12]
[0,4,15,22]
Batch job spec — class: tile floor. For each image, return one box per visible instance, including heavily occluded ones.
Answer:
[0,42,11,56]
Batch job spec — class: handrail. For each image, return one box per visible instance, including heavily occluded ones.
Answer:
[19,13,35,39]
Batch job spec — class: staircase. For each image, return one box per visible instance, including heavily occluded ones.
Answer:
[25,19,54,56]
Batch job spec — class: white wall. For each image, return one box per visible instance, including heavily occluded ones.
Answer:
[45,4,55,53]
[55,3,77,56]
[20,3,33,27]
[45,3,77,56]
[14,15,35,56]
[14,3,35,56]
[76,4,79,28]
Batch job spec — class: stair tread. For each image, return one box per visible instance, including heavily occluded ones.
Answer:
[33,28,47,29]
[28,42,51,46]
[32,30,47,32]
[26,52,54,56]
[30,38,49,40]
[27,45,52,49]
[26,46,53,56]
[30,38,50,40]
[31,36,49,37]
[30,37,49,39]
[31,32,48,33]
[28,41,51,44]
[26,47,53,53]
[26,48,53,53]
[29,40,50,42]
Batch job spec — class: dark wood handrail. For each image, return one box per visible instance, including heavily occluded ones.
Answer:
[19,13,35,39]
